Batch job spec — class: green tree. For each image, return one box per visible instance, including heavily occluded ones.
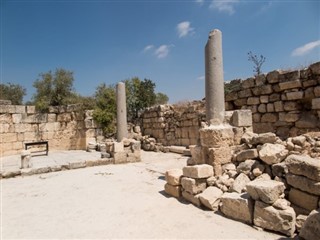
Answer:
[125,77,156,119]
[92,83,116,135]
[32,68,74,111]
[155,92,169,105]
[0,83,26,105]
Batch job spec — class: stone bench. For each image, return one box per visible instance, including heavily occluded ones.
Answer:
[25,141,49,156]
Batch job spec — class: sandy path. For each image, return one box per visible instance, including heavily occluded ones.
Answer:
[1,151,282,239]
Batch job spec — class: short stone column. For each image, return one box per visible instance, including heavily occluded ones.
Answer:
[21,150,31,169]
[205,29,225,125]
[116,82,128,142]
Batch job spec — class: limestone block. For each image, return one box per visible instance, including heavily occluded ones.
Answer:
[300,209,320,240]
[113,152,127,164]
[2,170,21,178]
[252,85,273,96]
[181,177,206,194]
[261,113,278,122]
[220,192,254,224]
[279,112,300,122]
[312,98,320,110]
[272,162,288,177]
[266,103,274,113]
[286,173,320,195]
[247,97,260,105]
[258,143,288,165]
[236,149,258,162]
[164,183,182,198]
[182,191,201,207]
[225,91,238,101]
[238,89,252,98]
[199,126,234,148]
[257,104,266,113]
[266,70,280,83]
[189,145,206,164]
[283,101,301,111]
[279,79,302,90]
[246,180,285,204]
[255,74,266,86]
[289,188,318,212]
[254,200,296,237]
[230,173,251,193]
[2,133,17,142]
[295,214,307,232]
[241,78,255,89]
[269,93,281,102]
[165,169,183,186]
[183,164,213,179]
[20,150,31,169]
[286,91,304,100]
[285,154,320,181]
[198,186,223,211]
[309,61,320,74]
[208,146,232,166]
[234,98,247,107]
[69,161,86,169]
[252,113,261,123]
[260,95,269,103]
[231,110,252,127]
[252,132,277,145]
[113,141,124,153]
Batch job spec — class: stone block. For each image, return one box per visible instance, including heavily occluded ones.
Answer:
[69,161,86,169]
[230,173,251,193]
[181,177,206,194]
[258,143,288,165]
[234,98,247,107]
[279,79,302,90]
[199,126,234,148]
[286,173,320,195]
[113,141,124,153]
[26,106,36,114]
[237,160,257,175]
[113,152,127,164]
[165,169,183,186]
[254,200,296,237]
[274,101,284,112]
[183,164,213,179]
[182,190,201,207]
[266,70,280,83]
[189,145,206,164]
[300,209,320,240]
[247,97,260,105]
[252,132,277,145]
[272,162,288,177]
[198,186,223,211]
[309,61,320,74]
[289,188,318,212]
[208,146,232,166]
[286,91,304,100]
[279,112,300,122]
[252,85,273,95]
[258,104,266,113]
[285,154,320,181]
[266,103,274,112]
[312,98,320,110]
[315,86,320,97]
[236,149,258,162]
[261,113,278,122]
[241,78,255,89]
[231,110,252,127]
[220,192,254,224]
[269,93,281,102]
[238,89,252,98]
[164,183,182,198]
[296,214,307,233]
[260,95,269,103]
[246,180,285,204]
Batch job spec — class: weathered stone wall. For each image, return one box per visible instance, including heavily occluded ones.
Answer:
[141,62,320,143]
[225,62,320,138]
[0,104,102,156]
[141,101,205,146]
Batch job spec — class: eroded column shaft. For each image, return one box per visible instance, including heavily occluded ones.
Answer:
[116,82,127,142]
[205,29,225,125]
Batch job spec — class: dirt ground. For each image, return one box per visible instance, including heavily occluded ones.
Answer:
[1,151,284,239]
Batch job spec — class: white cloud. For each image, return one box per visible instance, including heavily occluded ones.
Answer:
[155,45,171,59]
[291,40,320,56]
[197,76,205,81]
[209,0,239,15]
[143,45,154,52]
[195,0,204,6]
[177,21,195,38]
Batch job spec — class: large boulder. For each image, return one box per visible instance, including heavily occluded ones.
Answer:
[300,208,320,240]
[258,143,288,165]
[183,164,213,179]
[246,180,285,204]
[285,154,320,181]
[220,192,254,224]
[254,200,296,237]
[198,186,223,211]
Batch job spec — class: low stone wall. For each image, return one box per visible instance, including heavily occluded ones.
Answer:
[225,62,320,138]
[0,104,103,156]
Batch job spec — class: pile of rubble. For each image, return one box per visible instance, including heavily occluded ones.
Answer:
[164,132,320,239]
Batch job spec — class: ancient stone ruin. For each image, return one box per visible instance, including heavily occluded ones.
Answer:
[164,29,320,239]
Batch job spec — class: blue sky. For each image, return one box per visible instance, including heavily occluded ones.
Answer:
[1,0,319,103]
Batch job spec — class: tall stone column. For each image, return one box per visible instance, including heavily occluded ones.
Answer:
[116,82,127,142]
[205,29,225,125]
